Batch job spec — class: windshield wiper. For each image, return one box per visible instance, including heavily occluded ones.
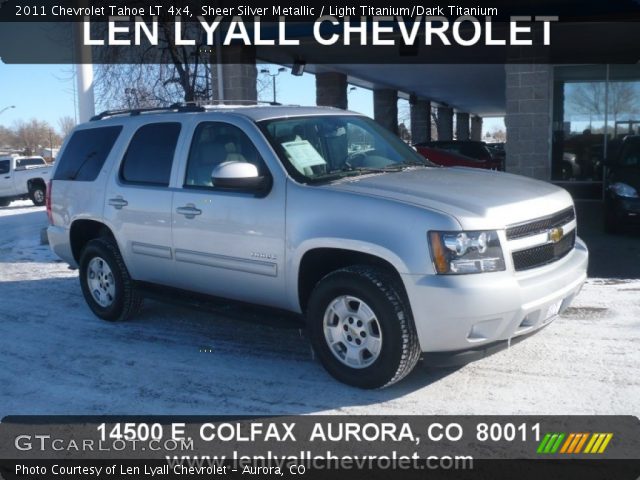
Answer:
[309,164,408,184]
[402,159,428,166]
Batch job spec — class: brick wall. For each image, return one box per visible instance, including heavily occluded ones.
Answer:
[504,64,552,180]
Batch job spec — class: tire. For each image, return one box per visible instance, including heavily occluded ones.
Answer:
[79,238,143,321]
[29,184,46,206]
[307,265,421,389]
[0,198,10,207]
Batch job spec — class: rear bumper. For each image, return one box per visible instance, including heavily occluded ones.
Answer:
[402,237,588,353]
[47,225,76,268]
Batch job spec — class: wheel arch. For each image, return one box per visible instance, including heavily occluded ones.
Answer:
[296,244,408,313]
[70,219,116,264]
[27,177,46,191]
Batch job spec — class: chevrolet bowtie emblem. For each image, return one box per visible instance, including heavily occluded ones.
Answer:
[549,227,564,243]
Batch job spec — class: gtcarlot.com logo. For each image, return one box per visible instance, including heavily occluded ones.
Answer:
[537,432,613,455]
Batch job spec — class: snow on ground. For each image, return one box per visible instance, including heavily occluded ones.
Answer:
[0,201,639,416]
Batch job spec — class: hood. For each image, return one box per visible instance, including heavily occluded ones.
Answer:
[323,167,574,230]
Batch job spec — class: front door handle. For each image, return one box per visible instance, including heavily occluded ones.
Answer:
[3,176,9,179]
[176,204,202,219]
[108,196,128,209]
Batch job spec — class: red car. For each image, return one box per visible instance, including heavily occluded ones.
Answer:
[414,141,504,171]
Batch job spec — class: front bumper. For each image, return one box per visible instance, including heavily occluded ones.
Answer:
[402,237,588,353]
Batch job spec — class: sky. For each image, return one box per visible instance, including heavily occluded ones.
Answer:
[0,64,78,128]
[0,62,504,135]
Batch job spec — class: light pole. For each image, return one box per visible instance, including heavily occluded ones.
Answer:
[0,105,15,116]
[260,67,286,104]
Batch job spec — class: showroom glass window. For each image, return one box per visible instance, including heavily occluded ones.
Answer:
[552,65,640,196]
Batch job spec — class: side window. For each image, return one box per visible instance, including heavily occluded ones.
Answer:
[184,122,266,188]
[0,160,9,175]
[16,158,46,168]
[53,126,122,181]
[120,123,181,186]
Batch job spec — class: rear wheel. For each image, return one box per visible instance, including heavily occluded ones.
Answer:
[29,183,46,206]
[307,265,421,389]
[79,238,143,321]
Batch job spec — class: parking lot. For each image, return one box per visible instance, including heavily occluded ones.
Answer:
[0,200,638,416]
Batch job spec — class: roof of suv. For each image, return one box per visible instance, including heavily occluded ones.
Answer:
[90,104,361,124]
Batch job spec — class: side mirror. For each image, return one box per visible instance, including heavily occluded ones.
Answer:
[212,161,267,190]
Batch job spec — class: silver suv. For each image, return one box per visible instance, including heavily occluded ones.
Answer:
[47,105,588,388]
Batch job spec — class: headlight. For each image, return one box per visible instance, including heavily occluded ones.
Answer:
[610,182,639,198]
[429,231,505,274]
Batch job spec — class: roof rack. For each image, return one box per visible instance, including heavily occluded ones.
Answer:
[205,100,282,106]
[90,103,205,121]
[90,100,286,121]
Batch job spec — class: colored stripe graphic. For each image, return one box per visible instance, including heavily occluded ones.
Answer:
[538,433,613,455]
[537,433,552,453]
[574,433,589,453]
[550,433,565,453]
[537,433,565,453]
[597,433,613,453]
[560,433,575,454]
[585,433,614,454]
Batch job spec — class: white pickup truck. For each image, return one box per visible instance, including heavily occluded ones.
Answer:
[0,155,51,206]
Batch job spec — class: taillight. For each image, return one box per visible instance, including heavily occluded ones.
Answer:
[46,180,53,225]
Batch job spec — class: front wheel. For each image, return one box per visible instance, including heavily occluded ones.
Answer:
[307,266,421,389]
[79,238,143,321]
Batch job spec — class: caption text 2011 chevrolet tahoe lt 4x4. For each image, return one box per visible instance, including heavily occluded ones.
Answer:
[47,105,588,389]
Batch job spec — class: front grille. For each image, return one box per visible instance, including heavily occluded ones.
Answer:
[512,230,576,271]
[506,207,575,240]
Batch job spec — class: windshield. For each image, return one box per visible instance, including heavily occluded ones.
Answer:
[259,115,432,183]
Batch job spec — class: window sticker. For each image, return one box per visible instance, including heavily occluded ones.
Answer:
[281,140,327,172]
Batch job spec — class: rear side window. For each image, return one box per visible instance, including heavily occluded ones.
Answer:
[16,157,46,168]
[120,123,181,186]
[0,160,9,175]
[53,126,122,181]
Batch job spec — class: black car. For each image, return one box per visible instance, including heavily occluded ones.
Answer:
[604,136,640,233]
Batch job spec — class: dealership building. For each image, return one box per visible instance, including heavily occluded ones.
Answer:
[198,15,640,200]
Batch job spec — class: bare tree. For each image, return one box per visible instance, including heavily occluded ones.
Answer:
[93,20,213,110]
[0,126,16,149]
[567,81,640,124]
[486,128,506,143]
[58,116,76,139]
[13,119,60,155]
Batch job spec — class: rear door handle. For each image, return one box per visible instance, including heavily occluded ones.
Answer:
[176,204,202,219]
[108,197,128,209]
